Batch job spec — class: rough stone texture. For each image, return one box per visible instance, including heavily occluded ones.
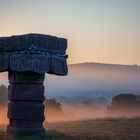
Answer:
[0,34,67,53]
[7,71,45,134]
[0,33,68,75]
[0,33,68,135]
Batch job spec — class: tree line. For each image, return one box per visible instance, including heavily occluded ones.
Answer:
[0,85,140,117]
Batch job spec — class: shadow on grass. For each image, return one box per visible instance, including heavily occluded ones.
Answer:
[0,130,76,140]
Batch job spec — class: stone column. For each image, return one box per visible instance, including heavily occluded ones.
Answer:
[7,71,45,134]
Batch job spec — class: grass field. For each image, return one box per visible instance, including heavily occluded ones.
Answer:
[0,117,140,140]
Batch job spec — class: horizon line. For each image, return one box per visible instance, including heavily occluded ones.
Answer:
[68,61,140,66]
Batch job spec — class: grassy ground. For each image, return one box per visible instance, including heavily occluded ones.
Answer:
[0,117,140,140]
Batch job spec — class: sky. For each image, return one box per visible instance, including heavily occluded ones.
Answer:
[0,0,140,65]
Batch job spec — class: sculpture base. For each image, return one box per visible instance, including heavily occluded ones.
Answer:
[7,71,45,135]
[7,126,45,135]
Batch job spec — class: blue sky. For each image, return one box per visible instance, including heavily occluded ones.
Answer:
[0,0,140,64]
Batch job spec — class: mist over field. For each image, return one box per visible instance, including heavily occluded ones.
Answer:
[1,62,140,125]
[1,62,140,101]
[46,62,140,101]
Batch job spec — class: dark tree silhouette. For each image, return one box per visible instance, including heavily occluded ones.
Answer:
[112,94,136,105]
[44,98,63,112]
[107,94,140,117]
[44,98,63,121]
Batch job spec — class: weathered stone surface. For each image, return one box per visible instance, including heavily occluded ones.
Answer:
[8,102,45,121]
[0,33,67,53]
[8,71,45,84]
[8,84,44,101]
[7,125,44,134]
[0,33,68,135]
[7,72,45,134]
[51,55,68,75]
[10,54,50,73]
[0,33,68,75]
[0,54,9,71]
[10,120,43,128]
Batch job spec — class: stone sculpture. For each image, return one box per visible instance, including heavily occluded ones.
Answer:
[0,33,68,134]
